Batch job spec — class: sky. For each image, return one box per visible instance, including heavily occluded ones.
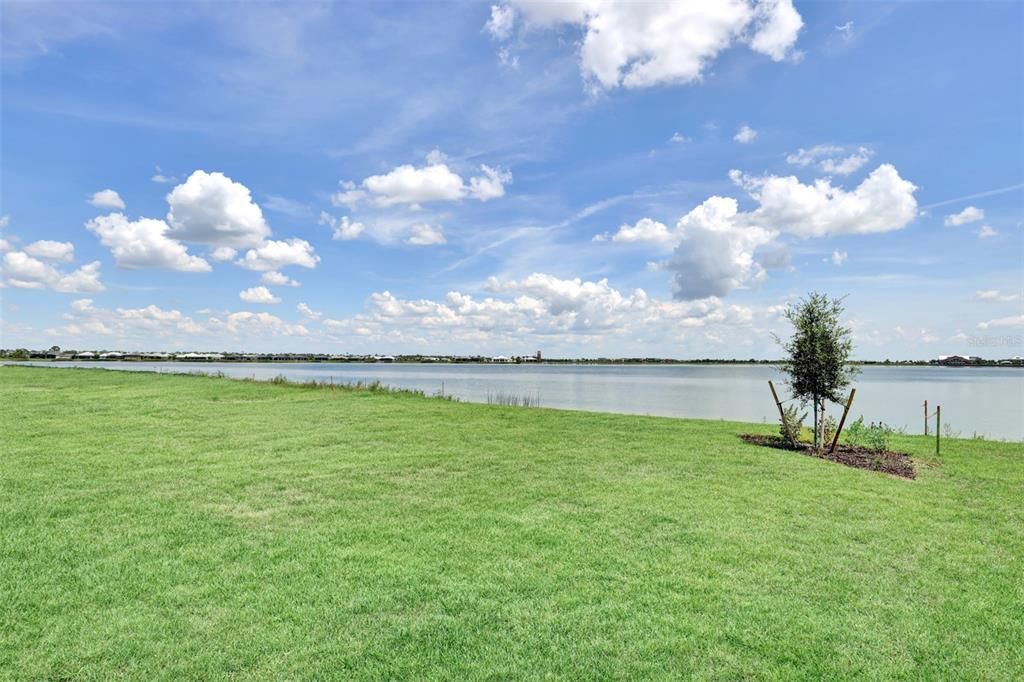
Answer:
[1,0,1022,359]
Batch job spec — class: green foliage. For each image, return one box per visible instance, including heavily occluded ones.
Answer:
[823,414,838,445]
[865,422,896,452]
[779,404,806,448]
[2,366,1023,679]
[776,292,857,450]
[844,416,866,447]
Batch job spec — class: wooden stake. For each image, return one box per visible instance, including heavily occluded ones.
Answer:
[828,388,856,454]
[769,380,793,445]
[936,405,941,456]
[923,399,928,436]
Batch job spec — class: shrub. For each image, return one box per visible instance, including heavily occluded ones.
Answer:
[844,416,866,447]
[865,421,896,452]
[823,414,838,445]
[779,404,807,448]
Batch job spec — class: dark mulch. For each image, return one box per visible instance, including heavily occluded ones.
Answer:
[739,434,916,479]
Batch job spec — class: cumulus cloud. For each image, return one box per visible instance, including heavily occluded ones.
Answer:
[24,240,74,262]
[320,212,365,240]
[733,125,758,143]
[1,251,104,293]
[601,164,918,299]
[239,286,281,304]
[297,303,322,320]
[210,246,238,262]
[236,238,319,271]
[54,298,308,342]
[88,189,125,210]
[977,225,997,239]
[261,271,300,287]
[666,197,777,299]
[166,170,271,248]
[670,132,689,143]
[320,273,771,351]
[86,213,211,272]
[974,290,1020,302]
[343,156,512,208]
[786,144,873,176]
[732,163,918,238]
[977,315,1024,330]
[944,206,984,226]
[486,1,802,90]
[405,223,446,246]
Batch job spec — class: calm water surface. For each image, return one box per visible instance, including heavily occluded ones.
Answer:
[13,361,1024,441]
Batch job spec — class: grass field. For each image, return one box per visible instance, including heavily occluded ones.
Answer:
[2,365,1022,679]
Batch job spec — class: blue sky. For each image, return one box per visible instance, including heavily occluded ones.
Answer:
[1,0,1022,359]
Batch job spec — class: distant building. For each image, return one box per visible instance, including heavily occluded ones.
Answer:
[490,355,513,363]
[936,355,981,366]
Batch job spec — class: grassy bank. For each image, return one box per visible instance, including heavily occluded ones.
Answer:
[2,365,1022,679]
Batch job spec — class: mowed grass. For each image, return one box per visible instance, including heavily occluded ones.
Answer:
[1,366,1022,680]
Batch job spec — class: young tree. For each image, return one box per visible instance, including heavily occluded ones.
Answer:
[776,292,857,451]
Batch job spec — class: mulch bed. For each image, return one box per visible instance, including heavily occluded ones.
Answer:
[739,434,916,479]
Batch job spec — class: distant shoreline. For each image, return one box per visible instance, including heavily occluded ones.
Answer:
[3,357,1022,368]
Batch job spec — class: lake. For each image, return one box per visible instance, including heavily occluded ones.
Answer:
[11,361,1024,441]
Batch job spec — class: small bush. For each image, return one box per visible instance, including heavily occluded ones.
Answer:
[865,421,896,452]
[844,416,866,447]
[823,414,837,445]
[779,404,806,448]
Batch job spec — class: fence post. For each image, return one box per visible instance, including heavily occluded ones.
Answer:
[923,399,928,436]
[936,405,941,456]
[829,388,856,454]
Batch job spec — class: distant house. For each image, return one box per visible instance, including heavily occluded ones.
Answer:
[998,356,1024,367]
[490,355,513,363]
[936,355,981,366]
[75,351,97,359]
[99,352,123,360]
[376,355,395,363]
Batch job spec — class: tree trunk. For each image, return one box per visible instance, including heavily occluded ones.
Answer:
[812,395,819,451]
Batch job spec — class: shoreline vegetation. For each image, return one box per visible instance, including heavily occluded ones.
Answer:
[3,354,1022,367]
[3,365,1022,678]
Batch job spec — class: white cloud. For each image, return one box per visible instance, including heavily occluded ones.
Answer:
[974,290,1020,302]
[733,125,758,144]
[601,164,917,299]
[977,225,997,239]
[944,206,984,226]
[363,162,467,206]
[261,271,300,287]
[485,4,517,40]
[166,170,271,248]
[1,251,104,293]
[297,303,322,320]
[666,197,776,299]
[321,273,771,350]
[151,166,176,184]
[830,249,848,265]
[320,212,366,241]
[786,144,873,176]
[239,286,281,304]
[733,163,918,238]
[24,240,74,262]
[210,311,309,337]
[978,315,1024,330]
[670,132,689,143]
[86,213,211,272]
[468,165,512,201]
[610,218,674,246]
[487,1,802,90]
[210,246,238,262]
[405,223,447,246]
[236,238,319,271]
[350,159,512,208]
[88,189,125,210]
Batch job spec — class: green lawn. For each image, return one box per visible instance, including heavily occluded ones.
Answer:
[2,365,1022,680]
